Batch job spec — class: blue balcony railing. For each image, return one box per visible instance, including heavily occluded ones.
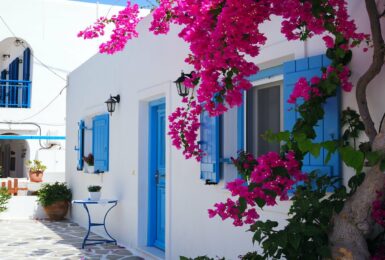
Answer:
[0,80,31,108]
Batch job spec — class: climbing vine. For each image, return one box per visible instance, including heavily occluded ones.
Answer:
[78,0,385,258]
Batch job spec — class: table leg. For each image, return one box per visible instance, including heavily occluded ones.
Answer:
[81,202,118,249]
[82,203,92,249]
[103,201,117,245]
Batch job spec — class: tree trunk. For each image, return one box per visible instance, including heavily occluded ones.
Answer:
[329,164,385,259]
[328,1,385,258]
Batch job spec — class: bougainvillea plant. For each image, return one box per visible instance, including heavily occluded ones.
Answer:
[79,0,385,258]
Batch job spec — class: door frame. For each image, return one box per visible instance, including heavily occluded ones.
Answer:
[147,97,166,250]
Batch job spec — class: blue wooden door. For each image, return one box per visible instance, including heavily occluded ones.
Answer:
[148,99,166,250]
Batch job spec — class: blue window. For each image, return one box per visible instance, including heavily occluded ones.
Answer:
[200,55,340,185]
[76,120,85,171]
[92,114,109,173]
[200,110,220,184]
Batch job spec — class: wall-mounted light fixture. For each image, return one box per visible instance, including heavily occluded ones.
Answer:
[18,58,23,64]
[2,54,10,60]
[105,95,120,115]
[174,71,192,97]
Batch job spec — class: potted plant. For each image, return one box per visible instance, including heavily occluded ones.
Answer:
[83,153,94,173]
[26,160,47,182]
[37,182,72,221]
[88,185,102,201]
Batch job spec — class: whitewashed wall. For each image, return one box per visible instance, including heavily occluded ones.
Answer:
[0,0,129,178]
[67,1,385,259]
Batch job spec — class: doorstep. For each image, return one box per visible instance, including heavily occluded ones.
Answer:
[134,246,165,260]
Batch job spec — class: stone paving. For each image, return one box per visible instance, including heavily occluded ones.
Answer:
[0,220,145,260]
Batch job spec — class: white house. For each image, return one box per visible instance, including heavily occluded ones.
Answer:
[0,0,128,182]
[66,1,385,259]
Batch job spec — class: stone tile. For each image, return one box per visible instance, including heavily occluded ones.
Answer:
[0,220,144,260]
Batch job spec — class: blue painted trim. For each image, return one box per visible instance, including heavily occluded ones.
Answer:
[0,135,65,140]
[237,91,245,151]
[248,65,283,82]
[238,66,283,152]
[147,97,165,249]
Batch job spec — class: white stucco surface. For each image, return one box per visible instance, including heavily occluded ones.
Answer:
[67,1,385,259]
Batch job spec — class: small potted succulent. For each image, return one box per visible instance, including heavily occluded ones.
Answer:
[26,160,47,182]
[37,182,72,221]
[83,153,94,173]
[88,185,102,201]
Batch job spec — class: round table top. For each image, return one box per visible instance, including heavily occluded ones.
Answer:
[72,199,118,204]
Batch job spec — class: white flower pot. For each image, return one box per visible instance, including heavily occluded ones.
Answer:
[84,164,94,174]
[89,191,101,201]
[88,166,94,173]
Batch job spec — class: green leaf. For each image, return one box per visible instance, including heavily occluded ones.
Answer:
[255,198,266,208]
[288,234,300,250]
[309,143,321,157]
[276,232,288,247]
[380,159,385,172]
[317,245,331,257]
[339,146,364,173]
[366,151,380,166]
[239,197,247,213]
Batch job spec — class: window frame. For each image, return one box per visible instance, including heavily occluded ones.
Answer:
[243,79,284,156]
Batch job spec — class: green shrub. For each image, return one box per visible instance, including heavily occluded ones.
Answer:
[37,182,72,207]
[0,187,11,212]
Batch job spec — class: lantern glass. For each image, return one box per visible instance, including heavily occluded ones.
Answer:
[174,73,190,97]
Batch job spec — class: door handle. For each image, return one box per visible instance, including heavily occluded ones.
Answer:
[155,170,159,183]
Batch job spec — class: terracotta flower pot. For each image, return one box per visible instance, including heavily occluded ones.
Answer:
[29,170,44,182]
[43,200,69,221]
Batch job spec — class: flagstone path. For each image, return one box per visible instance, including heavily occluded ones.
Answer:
[0,220,145,260]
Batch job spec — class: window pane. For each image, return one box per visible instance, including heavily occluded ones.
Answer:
[246,85,280,156]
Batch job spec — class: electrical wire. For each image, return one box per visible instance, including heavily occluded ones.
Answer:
[19,86,67,122]
[0,15,68,121]
[0,16,67,82]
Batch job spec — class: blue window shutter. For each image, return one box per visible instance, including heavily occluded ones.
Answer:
[23,48,31,81]
[77,120,85,171]
[8,58,19,107]
[92,114,109,173]
[200,110,220,184]
[283,55,341,185]
[0,70,6,106]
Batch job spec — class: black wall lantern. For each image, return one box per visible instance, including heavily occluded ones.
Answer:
[174,71,192,97]
[105,94,120,115]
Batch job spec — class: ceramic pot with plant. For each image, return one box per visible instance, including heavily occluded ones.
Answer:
[83,153,94,173]
[26,160,47,182]
[37,182,72,221]
[88,185,101,201]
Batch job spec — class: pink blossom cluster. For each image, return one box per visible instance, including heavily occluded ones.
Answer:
[288,77,321,104]
[168,97,202,160]
[208,151,306,226]
[326,65,353,92]
[372,191,385,228]
[77,16,107,39]
[78,1,141,54]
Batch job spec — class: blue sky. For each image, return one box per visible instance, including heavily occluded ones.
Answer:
[70,0,157,7]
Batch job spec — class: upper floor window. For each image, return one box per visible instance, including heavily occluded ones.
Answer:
[0,47,32,108]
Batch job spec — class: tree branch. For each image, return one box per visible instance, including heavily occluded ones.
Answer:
[356,0,385,144]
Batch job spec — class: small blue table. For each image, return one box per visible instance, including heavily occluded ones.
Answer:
[72,199,118,249]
